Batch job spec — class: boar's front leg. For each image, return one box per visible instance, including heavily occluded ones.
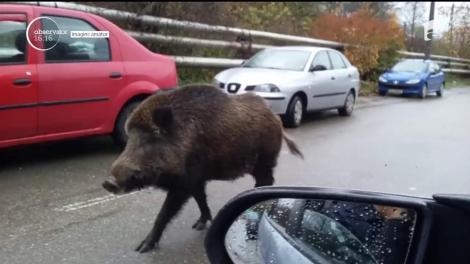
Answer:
[135,190,190,253]
[191,183,212,230]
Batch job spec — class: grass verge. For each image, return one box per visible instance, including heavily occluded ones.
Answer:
[445,73,470,89]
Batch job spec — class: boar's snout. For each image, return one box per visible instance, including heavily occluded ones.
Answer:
[102,177,121,194]
[103,160,144,194]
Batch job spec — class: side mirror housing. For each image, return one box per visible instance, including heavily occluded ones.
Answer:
[310,64,328,72]
[205,186,470,264]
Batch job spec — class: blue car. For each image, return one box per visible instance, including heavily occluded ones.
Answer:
[378,59,445,99]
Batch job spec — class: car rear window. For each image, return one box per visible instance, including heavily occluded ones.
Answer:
[43,15,110,62]
[0,15,27,64]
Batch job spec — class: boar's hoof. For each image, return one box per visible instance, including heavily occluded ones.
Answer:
[135,239,158,253]
[192,220,208,230]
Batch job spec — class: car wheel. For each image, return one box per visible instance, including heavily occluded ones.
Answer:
[420,83,428,99]
[378,90,387,96]
[113,100,142,149]
[436,83,444,97]
[338,91,355,116]
[282,95,304,128]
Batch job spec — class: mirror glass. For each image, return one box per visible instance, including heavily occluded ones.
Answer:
[225,198,417,264]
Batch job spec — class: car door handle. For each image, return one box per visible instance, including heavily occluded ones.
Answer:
[13,78,32,86]
[109,72,122,79]
[331,76,336,80]
[348,74,352,78]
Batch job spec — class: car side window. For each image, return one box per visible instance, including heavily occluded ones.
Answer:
[311,51,332,70]
[328,51,347,69]
[0,16,27,64]
[44,15,110,62]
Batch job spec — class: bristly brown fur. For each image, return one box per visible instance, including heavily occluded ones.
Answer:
[106,84,303,253]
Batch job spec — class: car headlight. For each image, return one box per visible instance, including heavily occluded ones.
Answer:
[406,79,421,84]
[379,76,387,83]
[246,83,280,93]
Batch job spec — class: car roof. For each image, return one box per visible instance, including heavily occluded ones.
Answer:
[5,4,99,20]
[267,46,336,53]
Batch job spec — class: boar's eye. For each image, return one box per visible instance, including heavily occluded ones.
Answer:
[152,107,173,134]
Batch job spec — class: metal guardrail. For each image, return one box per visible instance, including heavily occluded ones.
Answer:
[127,31,272,50]
[442,68,470,74]
[398,51,470,64]
[164,57,466,71]
[172,56,243,67]
[9,1,344,48]
[4,1,470,73]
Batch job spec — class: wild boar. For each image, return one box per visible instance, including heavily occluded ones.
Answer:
[102,84,303,253]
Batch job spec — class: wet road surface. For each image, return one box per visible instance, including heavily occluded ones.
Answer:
[1,88,469,263]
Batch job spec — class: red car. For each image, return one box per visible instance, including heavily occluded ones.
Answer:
[0,4,178,149]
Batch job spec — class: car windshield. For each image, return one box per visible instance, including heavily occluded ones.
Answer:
[243,49,311,71]
[391,60,427,73]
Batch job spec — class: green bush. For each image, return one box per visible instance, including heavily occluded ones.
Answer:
[177,67,222,86]
[359,81,378,96]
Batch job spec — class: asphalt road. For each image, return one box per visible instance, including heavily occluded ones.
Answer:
[1,88,470,264]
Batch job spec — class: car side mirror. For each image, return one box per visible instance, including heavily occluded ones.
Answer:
[205,186,459,264]
[310,64,328,72]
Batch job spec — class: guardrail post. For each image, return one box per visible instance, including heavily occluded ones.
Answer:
[236,31,253,59]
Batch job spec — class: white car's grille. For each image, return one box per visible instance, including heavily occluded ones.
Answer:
[226,83,242,94]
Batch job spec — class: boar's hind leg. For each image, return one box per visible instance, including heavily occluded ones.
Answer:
[191,183,212,230]
[136,190,190,253]
[252,159,275,188]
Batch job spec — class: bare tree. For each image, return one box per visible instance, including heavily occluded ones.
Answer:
[403,2,426,51]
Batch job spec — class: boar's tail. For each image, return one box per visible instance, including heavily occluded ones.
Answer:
[283,132,304,159]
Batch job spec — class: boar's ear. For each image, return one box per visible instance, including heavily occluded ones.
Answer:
[152,107,173,133]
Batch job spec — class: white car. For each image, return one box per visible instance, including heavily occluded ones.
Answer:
[213,46,361,128]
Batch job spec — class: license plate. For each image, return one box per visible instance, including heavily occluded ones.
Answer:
[388,89,403,95]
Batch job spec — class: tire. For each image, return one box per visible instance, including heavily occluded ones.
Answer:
[378,90,387,96]
[113,101,142,148]
[420,83,428,99]
[282,95,304,128]
[338,91,355,116]
[436,83,443,97]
